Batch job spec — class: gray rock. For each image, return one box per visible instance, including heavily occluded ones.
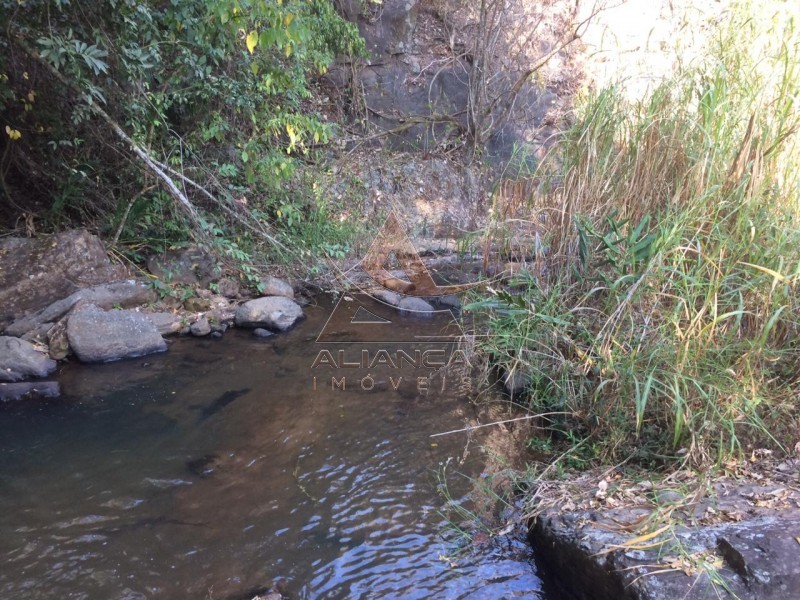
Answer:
[215,277,240,299]
[146,245,219,286]
[67,305,167,363]
[5,280,154,337]
[190,317,211,337]
[0,336,58,381]
[0,229,127,327]
[210,320,228,334]
[326,0,553,163]
[438,294,462,308]
[145,312,183,336]
[397,296,434,316]
[260,276,294,299]
[208,294,231,309]
[253,328,273,338]
[716,518,800,593]
[358,0,419,57]
[0,381,60,402]
[235,296,304,331]
[372,289,403,306]
[210,331,223,339]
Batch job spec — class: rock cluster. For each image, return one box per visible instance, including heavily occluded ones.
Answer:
[0,230,305,400]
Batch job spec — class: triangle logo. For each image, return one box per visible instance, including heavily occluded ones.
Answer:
[351,306,392,324]
[361,211,487,297]
[316,293,465,344]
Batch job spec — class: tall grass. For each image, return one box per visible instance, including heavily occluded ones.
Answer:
[471,3,800,466]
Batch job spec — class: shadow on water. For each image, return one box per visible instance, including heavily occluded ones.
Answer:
[0,296,557,599]
[194,389,250,421]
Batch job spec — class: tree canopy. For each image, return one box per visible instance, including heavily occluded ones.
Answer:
[1,0,363,266]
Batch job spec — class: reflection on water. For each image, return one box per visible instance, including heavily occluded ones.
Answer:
[0,296,550,599]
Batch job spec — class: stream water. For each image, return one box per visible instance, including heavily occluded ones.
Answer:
[0,296,553,599]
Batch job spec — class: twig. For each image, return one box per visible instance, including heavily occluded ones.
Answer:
[430,411,568,437]
[112,184,156,246]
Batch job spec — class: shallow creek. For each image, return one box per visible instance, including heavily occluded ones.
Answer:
[0,296,556,599]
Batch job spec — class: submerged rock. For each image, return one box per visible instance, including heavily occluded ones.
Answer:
[67,305,167,363]
[253,328,273,338]
[235,296,303,331]
[0,336,58,381]
[372,289,403,306]
[438,294,462,309]
[186,454,219,478]
[397,296,434,316]
[0,381,60,402]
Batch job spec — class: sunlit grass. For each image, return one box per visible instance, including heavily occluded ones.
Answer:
[470,1,800,467]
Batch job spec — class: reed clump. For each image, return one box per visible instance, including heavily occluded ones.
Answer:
[471,2,800,467]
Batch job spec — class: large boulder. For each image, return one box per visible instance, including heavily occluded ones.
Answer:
[0,230,127,327]
[0,336,57,381]
[4,280,155,337]
[67,304,167,363]
[235,296,304,331]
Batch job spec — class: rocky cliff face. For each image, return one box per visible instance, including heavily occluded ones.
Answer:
[0,229,127,328]
[328,0,573,161]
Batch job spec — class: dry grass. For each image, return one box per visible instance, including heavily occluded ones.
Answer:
[469,0,800,467]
